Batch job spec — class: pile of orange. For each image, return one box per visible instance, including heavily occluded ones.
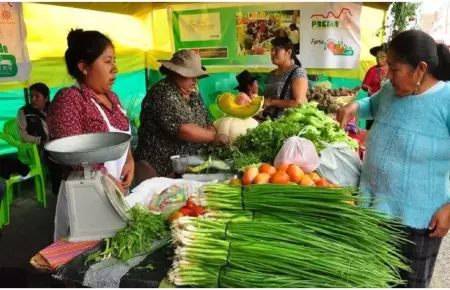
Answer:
[229,163,336,187]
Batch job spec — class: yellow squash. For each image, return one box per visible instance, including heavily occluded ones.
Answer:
[217,92,264,119]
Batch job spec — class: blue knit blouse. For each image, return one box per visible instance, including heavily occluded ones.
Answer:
[357,81,450,229]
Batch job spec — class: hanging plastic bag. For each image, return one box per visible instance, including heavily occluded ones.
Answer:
[316,142,362,187]
[273,136,320,173]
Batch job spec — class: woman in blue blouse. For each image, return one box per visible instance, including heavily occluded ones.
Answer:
[338,30,450,288]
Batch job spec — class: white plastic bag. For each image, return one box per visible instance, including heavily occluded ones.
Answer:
[317,142,362,187]
[125,177,205,210]
[273,136,320,173]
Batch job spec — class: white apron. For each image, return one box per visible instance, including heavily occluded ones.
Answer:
[54,98,131,241]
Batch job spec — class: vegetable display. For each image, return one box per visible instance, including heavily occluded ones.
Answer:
[216,92,263,118]
[168,184,408,288]
[306,87,356,114]
[203,102,358,170]
[86,205,169,263]
[239,163,334,188]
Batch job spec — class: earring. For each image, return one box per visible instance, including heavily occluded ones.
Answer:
[413,81,420,95]
[83,70,88,75]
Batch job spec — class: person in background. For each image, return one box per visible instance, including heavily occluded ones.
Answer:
[134,50,229,183]
[337,30,450,288]
[360,43,388,130]
[234,70,260,106]
[263,37,308,120]
[287,23,300,54]
[17,83,50,147]
[48,29,134,241]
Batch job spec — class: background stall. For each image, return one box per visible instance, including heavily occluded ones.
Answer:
[0,2,390,156]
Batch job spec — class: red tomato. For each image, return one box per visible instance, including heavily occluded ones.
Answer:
[179,207,192,216]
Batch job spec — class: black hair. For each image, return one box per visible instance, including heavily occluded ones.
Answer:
[159,65,172,76]
[29,83,50,98]
[64,29,113,82]
[389,29,450,81]
[289,23,298,31]
[271,37,302,67]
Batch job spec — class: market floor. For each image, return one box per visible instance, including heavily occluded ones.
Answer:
[0,180,449,288]
[0,180,65,287]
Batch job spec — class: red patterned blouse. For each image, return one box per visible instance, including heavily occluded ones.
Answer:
[47,84,129,173]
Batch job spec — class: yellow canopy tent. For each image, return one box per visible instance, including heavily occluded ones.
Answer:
[0,2,389,155]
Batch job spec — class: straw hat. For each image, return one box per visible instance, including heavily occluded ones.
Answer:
[158,50,209,79]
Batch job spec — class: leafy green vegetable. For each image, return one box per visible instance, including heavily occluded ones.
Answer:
[85,205,169,264]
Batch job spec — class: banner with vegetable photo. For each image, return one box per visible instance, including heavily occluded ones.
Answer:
[171,2,361,69]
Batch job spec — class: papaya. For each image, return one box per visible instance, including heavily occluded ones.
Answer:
[217,92,264,119]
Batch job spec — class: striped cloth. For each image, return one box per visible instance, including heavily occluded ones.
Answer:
[38,240,100,270]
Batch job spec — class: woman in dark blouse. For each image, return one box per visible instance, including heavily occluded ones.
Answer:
[134,50,228,182]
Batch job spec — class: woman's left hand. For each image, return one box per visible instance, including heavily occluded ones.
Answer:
[429,203,450,238]
[120,160,134,189]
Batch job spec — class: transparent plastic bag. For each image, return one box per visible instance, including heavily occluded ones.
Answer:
[316,142,362,187]
[274,136,320,173]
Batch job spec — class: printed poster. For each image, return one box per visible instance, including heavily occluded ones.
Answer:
[0,2,30,83]
[171,3,361,69]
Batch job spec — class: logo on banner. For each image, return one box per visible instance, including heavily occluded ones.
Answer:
[311,38,354,56]
[0,3,15,23]
[0,44,18,77]
[310,8,353,29]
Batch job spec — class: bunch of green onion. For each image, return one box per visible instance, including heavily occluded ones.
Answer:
[167,184,409,288]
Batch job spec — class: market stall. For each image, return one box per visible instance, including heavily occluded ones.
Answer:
[31,89,383,288]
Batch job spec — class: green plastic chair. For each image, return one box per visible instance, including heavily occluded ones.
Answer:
[4,118,48,188]
[1,121,47,210]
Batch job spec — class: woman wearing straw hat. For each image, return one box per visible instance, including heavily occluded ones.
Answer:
[234,69,260,106]
[134,50,229,182]
[360,43,388,130]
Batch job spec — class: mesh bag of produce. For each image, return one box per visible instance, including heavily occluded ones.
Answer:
[274,136,320,173]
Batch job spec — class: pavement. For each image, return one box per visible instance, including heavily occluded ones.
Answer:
[0,180,65,287]
[0,178,448,288]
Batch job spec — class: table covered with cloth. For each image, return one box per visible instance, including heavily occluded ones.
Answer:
[32,239,174,288]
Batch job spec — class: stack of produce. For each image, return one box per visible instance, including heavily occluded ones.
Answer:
[213,92,263,144]
[306,87,356,113]
[232,163,333,188]
[202,102,358,170]
[168,184,408,288]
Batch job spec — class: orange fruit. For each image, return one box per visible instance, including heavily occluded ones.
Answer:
[315,178,331,187]
[270,171,290,184]
[258,163,277,175]
[276,164,290,172]
[242,167,259,185]
[286,164,305,183]
[167,210,183,224]
[308,172,321,182]
[254,173,271,184]
[299,175,315,186]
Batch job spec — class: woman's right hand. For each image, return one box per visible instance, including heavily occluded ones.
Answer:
[336,101,359,128]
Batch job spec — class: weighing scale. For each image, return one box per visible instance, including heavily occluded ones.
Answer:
[45,132,132,242]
